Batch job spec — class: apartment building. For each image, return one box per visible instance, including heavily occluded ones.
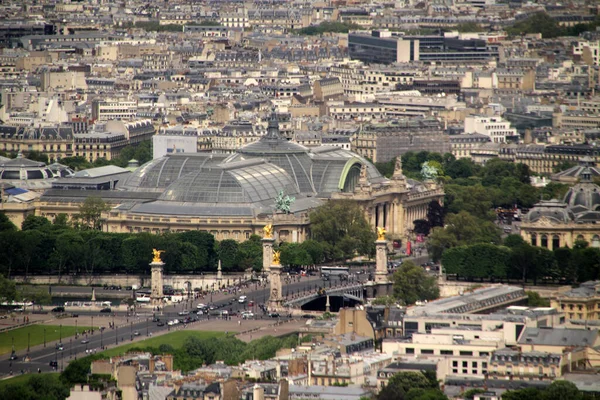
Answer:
[313,78,344,102]
[74,120,155,162]
[551,281,600,322]
[353,119,447,163]
[450,133,490,159]
[464,115,518,144]
[91,98,138,121]
[327,102,386,121]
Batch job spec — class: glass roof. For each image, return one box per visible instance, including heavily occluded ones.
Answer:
[118,153,227,192]
[159,161,299,204]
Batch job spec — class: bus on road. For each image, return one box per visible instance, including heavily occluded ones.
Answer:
[320,266,350,280]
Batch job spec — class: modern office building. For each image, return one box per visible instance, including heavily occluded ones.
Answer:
[348,31,419,64]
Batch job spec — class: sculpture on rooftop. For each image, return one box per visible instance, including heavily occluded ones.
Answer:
[274,190,295,214]
[420,161,439,181]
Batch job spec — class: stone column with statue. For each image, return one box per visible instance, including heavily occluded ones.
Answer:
[150,249,165,306]
[375,227,389,284]
[267,250,284,310]
[262,224,275,274]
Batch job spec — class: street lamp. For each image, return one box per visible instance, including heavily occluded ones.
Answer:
[43,328,46,348]
[27,332,30,355]
[130,322,133,341]
[69,338,72,359]
[115,324,118,345]
[91,316,94,334]
[100,329,103,350]
[59,324,62,343]
[146,318,149,337]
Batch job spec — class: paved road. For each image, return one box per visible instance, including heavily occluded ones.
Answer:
[1,273,370,378]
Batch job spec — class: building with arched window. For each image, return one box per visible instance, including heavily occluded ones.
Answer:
[521,168,600,249]
[30,110,444,243]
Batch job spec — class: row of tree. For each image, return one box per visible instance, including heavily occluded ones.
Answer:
[0,197,380,279]
[506,12,600,39]
[3,141,152,171]
[294,21,361,35]
[441,234,600,285]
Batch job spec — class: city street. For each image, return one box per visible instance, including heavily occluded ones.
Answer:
[0,272,369,378]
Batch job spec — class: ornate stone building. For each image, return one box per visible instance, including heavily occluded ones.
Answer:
[521,169,600,249]
[7,111,444,244]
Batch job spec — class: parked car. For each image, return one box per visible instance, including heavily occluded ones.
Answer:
[157,321,165,327]
[55,343,64,351]
[49,360,58,368]
[242,311,254,319]
[100,308,112,313]
[81,339,89,344]
[51,306,65,313]
[133,331,140,336]
[268,312,280,318]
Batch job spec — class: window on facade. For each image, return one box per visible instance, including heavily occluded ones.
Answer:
[406,348,415,354]
[421,349,434,355]
[460,351,473,356]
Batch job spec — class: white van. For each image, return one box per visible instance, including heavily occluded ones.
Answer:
[238,296,247,304]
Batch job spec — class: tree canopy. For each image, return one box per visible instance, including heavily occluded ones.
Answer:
[392,261,439,306]
[309,200,376,261]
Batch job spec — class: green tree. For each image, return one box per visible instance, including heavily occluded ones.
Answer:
[413,219,431,235]
[52,213,70,227]
[61,354,106,385]
[235,235,263,271]
[454,22,483,32]
[0,274,16,303]
[462,388,486,400]
[59,156,92,171]
[310,200,375,260]
[300,239,325,265]
[405,388,448,400]
[553,161,577,173]
[507,12,564,38]
[218,239,239,272]
[526,291,550,307]
[378,371,437,400]
[427,200,445,228]
[280,242,312,268]
[25,150,49,164]
[20,285,52,305]
[75,196,110,230]
[0,212,17,231]
[544,380,582,400]
[0,374,69,400]
[122,233,157,274]
[21,215,51,231]
[427,211,501,262]
[499,387,542,400]
[178,230,217,270]
[392,261,439,306]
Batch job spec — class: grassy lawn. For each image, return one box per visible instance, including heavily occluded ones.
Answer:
[0,325,92,355]
[101,330,223,357]
[0,373,59,388]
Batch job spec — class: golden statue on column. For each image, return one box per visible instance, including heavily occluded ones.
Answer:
[152,249,165,263]
[377,226,386,241]
[272,251,281,265]
[263,224,273,239]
